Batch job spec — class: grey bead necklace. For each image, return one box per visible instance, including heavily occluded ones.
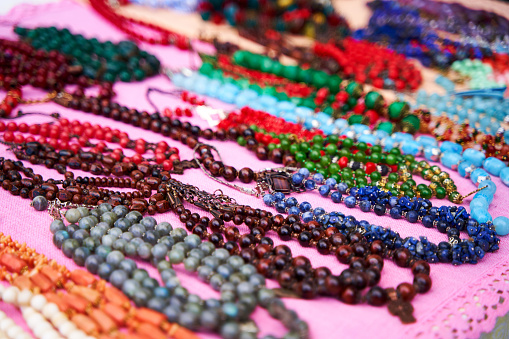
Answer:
[50,203,309,339]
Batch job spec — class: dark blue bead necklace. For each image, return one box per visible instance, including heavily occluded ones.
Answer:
[263,169,500,265]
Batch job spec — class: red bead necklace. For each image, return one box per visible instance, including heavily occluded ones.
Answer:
[89,0,191,49]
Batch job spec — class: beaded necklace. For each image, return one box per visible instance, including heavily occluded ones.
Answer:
[89,0,191,49]
[198,0,349,40]
[14,26,161,83]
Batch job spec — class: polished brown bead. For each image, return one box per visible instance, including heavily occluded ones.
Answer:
[238,167,254,183]
[155,200,170,213]
[225,226,240,241]
[215,129,226,140]
[348,232,363,244]
[351,243,367,257]
[148,193,164,205]
[335,245,353,264]
[240,248,255,262]
[365,268,381,286]
[292,256,310,268]
[370,240,384,255]
[254,244,272,258]
[255,146,268,160]
[411,260,430,276]
[341,286,359,304]
[256,258,272,276]
[147,205,157,215]
[393,248,411,267]
[324,227,337,237]
[239,234,255,248]
[366,254,384,271]
[366,286,387,306]
[274,245,292,257]
[208,161,223,176]
[277,269,294,288]
[316,238,330,255]
[273,254,288,270]
[324,275,342,296]
[397,282,416,301]
[269,148,283,163]
[145,177,161,189]
[258,217,272,230]
[220,166,237,182]
[57,190,73,202]
[330,233,347,247]
[294,279,317,299]
[413,273,432,293]
[209,218,224,232]
[272,214,285,227]
[314,267,331,279]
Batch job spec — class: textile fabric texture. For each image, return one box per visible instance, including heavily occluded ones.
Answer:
[1,1,509,338]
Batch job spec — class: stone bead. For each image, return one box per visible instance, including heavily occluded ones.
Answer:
[500,167,509,187]
[65,209,82,224]
[32,196,48,211]
[494,216,509,236]
[470,208,492,224]
[462,148,485,167]
[483,157,506,176]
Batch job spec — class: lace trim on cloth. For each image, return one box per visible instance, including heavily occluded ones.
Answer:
[405,258,509,338]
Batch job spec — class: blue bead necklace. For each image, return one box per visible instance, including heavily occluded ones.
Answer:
[261,181,500,265]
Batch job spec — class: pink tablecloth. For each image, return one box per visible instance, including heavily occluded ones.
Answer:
[1,1,509,338]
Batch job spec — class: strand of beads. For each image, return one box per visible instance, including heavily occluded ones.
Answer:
[414,90,508,136]
[125,0,198,12]
[0,234,197,339]
[261,189,499,265]
[1,285,92,339]
[0,309,33,339]
[14,26,161,83]
[451,59,505,89]
[54,204,310,338]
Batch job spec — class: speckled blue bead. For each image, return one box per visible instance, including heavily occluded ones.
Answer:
[325,178,337,187]
[344,196,356,208]
[263,194,275,206]
[302,212,314,223]
[331,192,342,203]
[406,210,419,223]
[483,157,506,176]
[359,200,371,212]
[390,207,402,219]
[304,180,316,190]
[494,216,509,236]
[299,202,312,212]
[318,185,330,196]
[288,206,300,215]
[292,173,304,185]
[337,182,348,194]
[313,173,324,184]
[298,168,310,178]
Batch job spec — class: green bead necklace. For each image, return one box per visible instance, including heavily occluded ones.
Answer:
[14,26,161,83]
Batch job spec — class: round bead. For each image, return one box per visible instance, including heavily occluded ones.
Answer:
[32,196,48,211]
[494,216,509,236]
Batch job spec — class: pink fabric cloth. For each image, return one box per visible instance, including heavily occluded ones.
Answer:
[0,2,509,338]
